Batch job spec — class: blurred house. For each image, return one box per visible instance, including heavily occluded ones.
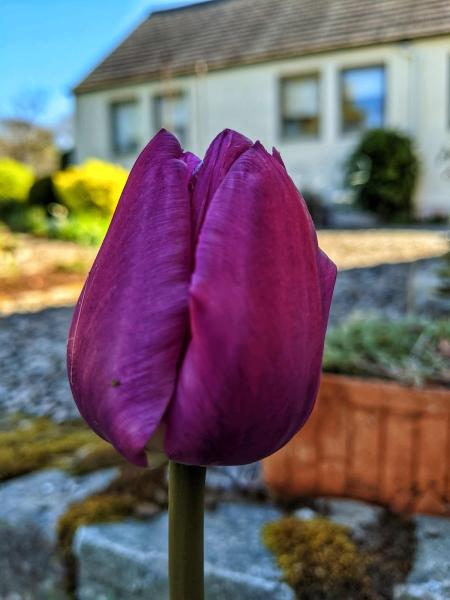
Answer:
[74,0,450,217]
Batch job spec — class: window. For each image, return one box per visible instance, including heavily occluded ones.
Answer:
[153,92,189,145]
[448,55,450,128]
[280,74,320,139]
[340,66,385,133]
[111,101,138,155]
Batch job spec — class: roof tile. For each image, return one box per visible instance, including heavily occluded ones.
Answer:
[75,0,450,93]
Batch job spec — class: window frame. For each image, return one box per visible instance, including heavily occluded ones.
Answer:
[110,99,139,156]
[279,72,322,141]
[152,90,189,146]
[339,63,386,135]
[448,55,450,129]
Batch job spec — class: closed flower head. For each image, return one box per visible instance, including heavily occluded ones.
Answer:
[67,129,336,467]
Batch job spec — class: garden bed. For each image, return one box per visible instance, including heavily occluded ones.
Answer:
[0,230,95,314]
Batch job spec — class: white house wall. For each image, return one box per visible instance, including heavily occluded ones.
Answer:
[75,37,450,217]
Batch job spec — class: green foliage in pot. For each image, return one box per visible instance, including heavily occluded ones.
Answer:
[436,250,450,299]
[323,316,450,387]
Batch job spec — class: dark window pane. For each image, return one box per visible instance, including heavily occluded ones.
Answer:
[341,66,385,133]
[281,75,320,139]
[111,101,138,155]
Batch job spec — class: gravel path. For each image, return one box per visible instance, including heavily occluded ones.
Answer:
[1,256,447,420]
[0,228,447,421]
[0,307,78,421]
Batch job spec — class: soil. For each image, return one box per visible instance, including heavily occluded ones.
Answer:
[361,511,416,600]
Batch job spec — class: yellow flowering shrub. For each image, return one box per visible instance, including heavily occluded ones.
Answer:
[53,159,128,215]
[0,158,34,203]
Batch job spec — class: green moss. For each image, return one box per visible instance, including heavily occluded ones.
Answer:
[0,415,171,596]
[263,517,372,600]
[57,464,167,594]
[0,415,121,481]
[58,493,135,547]
[57,464,167,555]
[69,443,125,475]
[57,494,135,593]
[0,415,169,594]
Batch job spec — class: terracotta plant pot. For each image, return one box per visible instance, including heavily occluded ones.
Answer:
[263,374,450,515]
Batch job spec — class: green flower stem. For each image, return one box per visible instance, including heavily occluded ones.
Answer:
[169,461,206,600]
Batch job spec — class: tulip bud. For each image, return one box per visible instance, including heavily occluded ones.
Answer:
[67,129,336,468]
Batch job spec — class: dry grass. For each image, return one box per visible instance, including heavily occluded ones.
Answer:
[318,229,448,270]
[0,229,447,314]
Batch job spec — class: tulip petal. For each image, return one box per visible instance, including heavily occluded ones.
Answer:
[317,248,337,335]
[272,146,285,168]
[182,151,202,177]
[67,130,196,466]
[190,129,252,239]
[165,141,336,466]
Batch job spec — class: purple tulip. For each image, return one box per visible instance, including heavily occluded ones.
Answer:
[67,129,336,468]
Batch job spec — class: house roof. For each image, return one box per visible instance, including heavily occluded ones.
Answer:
[75,0,450,93]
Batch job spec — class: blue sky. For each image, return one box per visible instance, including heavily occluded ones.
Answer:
[0,0,208,126]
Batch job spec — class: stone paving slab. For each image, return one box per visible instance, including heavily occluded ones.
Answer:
[395,515,450,600]
[206,462,262,491]
[314,497,384,540]
[0,468,117,600]
[74,502,294,600]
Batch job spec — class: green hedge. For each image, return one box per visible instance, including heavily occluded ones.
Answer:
[346,129,419,220]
